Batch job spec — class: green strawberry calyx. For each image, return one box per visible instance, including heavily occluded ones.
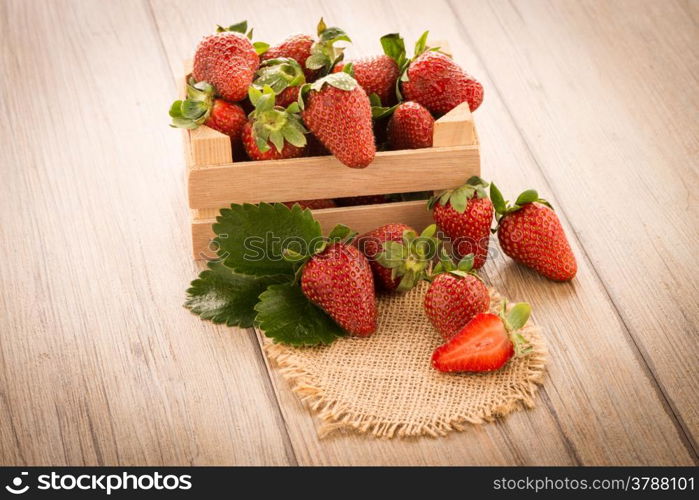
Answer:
[248,85,308,153]
[498,301,533,357]
[306,18,352,76]
[169,78,216,129]
[428,176,489,213]
[375,224,440,292]
[254,57,306,95]
[216,20,269,55]
[490,183,554,229]
[369,93,399,119]
[430,249,482,282]
[282,223,358,283]
[297,72,358,110]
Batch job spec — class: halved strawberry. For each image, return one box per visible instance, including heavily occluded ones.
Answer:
[431,302,531,372]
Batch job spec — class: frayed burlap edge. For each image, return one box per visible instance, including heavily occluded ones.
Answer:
[263,288,548,439]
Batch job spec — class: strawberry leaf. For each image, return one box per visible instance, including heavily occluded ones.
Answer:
[214,203,323,277]
[255,283,345,345]
[490,183,507,215]
[506,302,531,331]
[515,189,539,206]
[185,261,288,327]
[380,33,407,67]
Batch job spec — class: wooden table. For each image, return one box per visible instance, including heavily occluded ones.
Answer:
[1,0,697,466]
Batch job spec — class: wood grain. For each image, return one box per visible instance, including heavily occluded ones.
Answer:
[0,0,293,465]
[447,0,699,449]
[187,145,478,208]
[0,0,696,466]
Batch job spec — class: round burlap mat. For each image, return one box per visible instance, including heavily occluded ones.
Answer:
[263,282,548,438]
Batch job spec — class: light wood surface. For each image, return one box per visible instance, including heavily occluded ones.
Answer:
[1,0,697,466]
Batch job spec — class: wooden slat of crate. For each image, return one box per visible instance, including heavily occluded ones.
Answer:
[187,144,478,209]
[191,200,434,260]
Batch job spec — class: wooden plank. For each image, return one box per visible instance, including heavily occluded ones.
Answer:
[150,0,696,465]
[188,145,478,208]
[0,0,293,465]
[433,102,476,147]
[447,0,699,450]
[150,0,578,465]
[252,0,692,465]
[191,201,434,258]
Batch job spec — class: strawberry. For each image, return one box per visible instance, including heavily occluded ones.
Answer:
[400,32,483,115]
[334,195,390,206]
[300,227,377,336]
[192,22,263,102]
[169,79,247,152]
[358,224,437,291]
[423,252,490,341]
[334,55,400,106]
[242,85,307,161]
[387,101,434,150]
[429,177,493,268]
[262,34,316,80]
[253,57,305,108]
[300,73,376,168]
[431,302,531,372]
[491,185,577,281]
[283,199,336,210]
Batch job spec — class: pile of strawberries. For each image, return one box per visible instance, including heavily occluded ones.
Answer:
[170,19,483,177]
[298,177,576,373]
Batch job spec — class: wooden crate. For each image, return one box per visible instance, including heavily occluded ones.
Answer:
[183,68,479,259]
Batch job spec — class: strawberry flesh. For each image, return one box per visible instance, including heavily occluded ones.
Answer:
[431,313,513,372]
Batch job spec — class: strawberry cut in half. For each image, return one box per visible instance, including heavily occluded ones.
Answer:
[432,302,532,373]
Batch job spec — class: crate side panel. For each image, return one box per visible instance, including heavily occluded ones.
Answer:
[188,146,479,209]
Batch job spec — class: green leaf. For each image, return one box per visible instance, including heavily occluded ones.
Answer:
[169,100,184,118]
[248,86,263,106]
[281,125,306,148]
[269,129,285,153]
[253,41,270,55]
[305,53,329,70]
[255,283,345,345]
[380,33,406,66]
[506,302,531,331]
[185,261,288,327]
[214,203,323,277]
[490,183,507,214]
[328,224,352,241]
[449,188,469,213]
[515,189,539,206]
[317,17,327,36]
[224,20,247,34]
[456,254,475,272]
[285,101,300,114]
[414,30,429,57]
[420,224,437,238]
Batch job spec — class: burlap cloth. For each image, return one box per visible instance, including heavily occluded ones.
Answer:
[263,282,548,438]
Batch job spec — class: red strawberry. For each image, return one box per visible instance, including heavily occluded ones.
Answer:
[429,177,493,268]
[356,223,413,290]
[431,302,531,372]
[193,28,260,102]
[301,241,377,336]
[300,73,376,168]
[491,185,577,281]
[334,55,400,106]
[387,101,434,150]
[423,253,490,341]
[241,85,308,161]
[283,199,336,210]
[402,50,483,115]
[169,79,247,152]
[334,195,390,206]
[262,34,316,80]
[253,58,305,107]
